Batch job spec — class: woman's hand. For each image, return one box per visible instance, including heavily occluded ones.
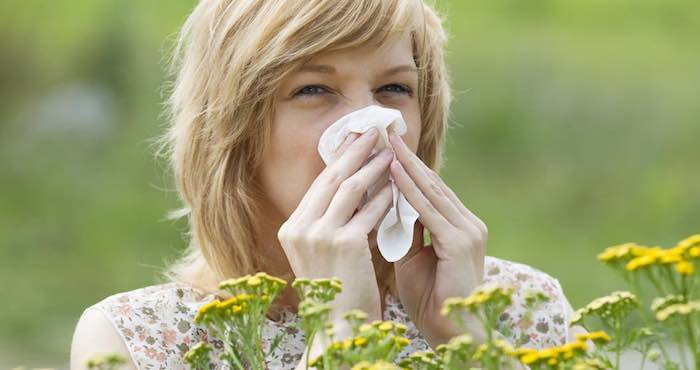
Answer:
[277,127,394,325]
[388,131,488,348]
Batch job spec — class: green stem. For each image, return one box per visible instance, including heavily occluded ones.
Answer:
[686,316,699,370]
[662,266,681,293]
[639,347,648,370]
[644,268,665,296]
[305,329,316,370]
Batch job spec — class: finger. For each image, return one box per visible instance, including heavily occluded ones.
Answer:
[344,182,393,235]
[390,157,453,236]
[297,127,380,221]
[330,132,360,162]
[388,131,466,228]
[288,131,362,224]
[389,132,485,233]
[435,180,487,235]
[322,147,394,226]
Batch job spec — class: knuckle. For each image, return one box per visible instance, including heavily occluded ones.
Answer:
[428,180,443,197]
[281,229,303,245]
[320,169,344,188]
[339,178,363,194]
[277,224,287,241]
[418,196,435,213]
[426,167,439,178]
[480,221,489,236]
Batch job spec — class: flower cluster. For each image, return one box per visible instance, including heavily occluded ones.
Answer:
[514,331,610,368]
[186,272,288,370]
[588,233,700,369]
[570,291,639,325]
[440,284,513,316]
[309,317,411,369]
[440,284,514,343]
[183,341,213,370]
[597,234,700,277]
[291,277,345,369]
[655,300,700,322]
[398,332,519,369]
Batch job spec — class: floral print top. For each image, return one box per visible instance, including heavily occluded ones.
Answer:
[81,256,576,369]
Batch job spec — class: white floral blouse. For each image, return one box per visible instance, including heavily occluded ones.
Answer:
[80,256,576,369]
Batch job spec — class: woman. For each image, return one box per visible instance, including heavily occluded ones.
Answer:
[71,0,584,369]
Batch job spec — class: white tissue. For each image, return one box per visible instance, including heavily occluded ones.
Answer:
[317,105,419,262]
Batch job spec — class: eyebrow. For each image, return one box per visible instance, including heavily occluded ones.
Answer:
[296,64,418,76]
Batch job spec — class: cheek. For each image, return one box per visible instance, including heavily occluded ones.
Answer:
[259,120,327,217]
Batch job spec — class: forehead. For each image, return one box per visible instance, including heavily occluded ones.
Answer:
[303,32,415,68]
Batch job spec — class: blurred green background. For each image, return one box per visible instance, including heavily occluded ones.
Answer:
[1,0,698,368]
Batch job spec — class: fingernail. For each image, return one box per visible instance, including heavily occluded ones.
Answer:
[366,127,378,138]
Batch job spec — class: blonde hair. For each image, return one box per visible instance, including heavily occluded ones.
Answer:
[154,0,453,295]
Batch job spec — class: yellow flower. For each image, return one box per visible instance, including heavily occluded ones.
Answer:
[378,322,393,332]
[394,323,407,335]
[394,336,410,347]
[677,234,700,250]
[520,352,539,364]
[247,276,262,286]
[690,246,700,258]
[353,336,368,347]
[350,360,399,370]
[675,260,694,276]
[625,254,656,271]
[651,294,685,312]
[659,250,683,264]
[577,291,639,321]
[441,284,513,316]
[217,297,238,309]
[570,309,585,325]
[576,331,611,344]
[194,300,220,323]
[538,348,559,359]
[597,242,637,262]
[656,301,700,322]
[308,355,320,367]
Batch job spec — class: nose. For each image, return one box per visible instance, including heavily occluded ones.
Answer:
[341,92,385,117]
[334,95,395,158]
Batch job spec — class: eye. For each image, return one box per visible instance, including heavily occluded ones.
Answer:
[292,85,332,99]
[377,84,413,97]
[292,84,414,99]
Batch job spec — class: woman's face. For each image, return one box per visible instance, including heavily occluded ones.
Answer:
[260,32,422,222]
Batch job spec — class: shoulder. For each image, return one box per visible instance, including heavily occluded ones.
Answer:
[71,306,137,370]
[484,256,564,297]
[484,256,573,349]
[72,282,220,370]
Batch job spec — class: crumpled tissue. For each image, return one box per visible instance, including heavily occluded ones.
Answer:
[317,105,419,262]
